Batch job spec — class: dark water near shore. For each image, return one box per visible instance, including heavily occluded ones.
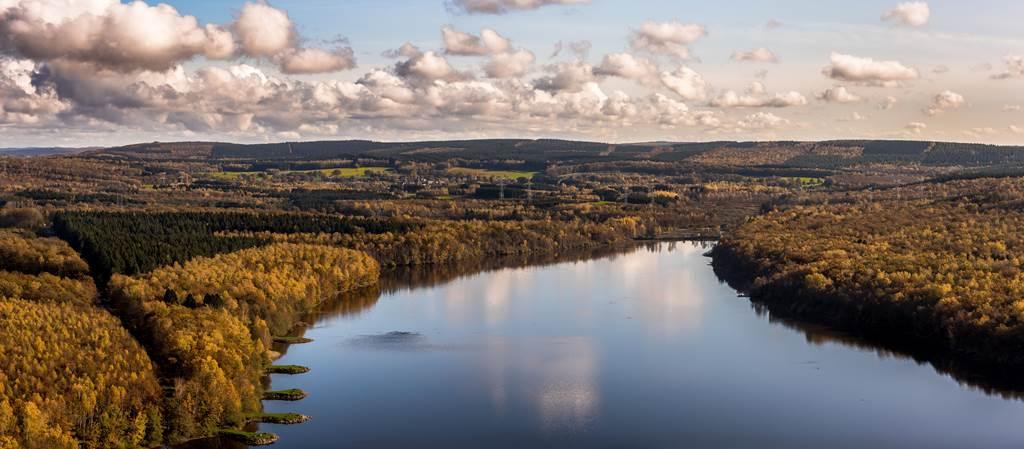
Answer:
[186,242,1024,449]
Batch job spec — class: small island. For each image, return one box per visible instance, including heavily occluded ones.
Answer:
[247,412,312,425]
[218,429,279,446]
[273,336,314,344]
[267,364,311,375]
[263,388,308,401]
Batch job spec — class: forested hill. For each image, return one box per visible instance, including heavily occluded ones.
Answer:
[87,139,1024,168]
[0,147,93,157]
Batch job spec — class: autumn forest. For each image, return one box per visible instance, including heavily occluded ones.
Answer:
[4,138,1024,447]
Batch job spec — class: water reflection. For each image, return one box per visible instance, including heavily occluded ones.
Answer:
[533,337,599,432]
[316,285,383,320]
[378,244,648,294]
[347,331,424,347]
[621,243,709,337]
[474,335,600,433]
[750,302,1024,400]
[189,241,1024,449]
[272,246,644,361]
[272,285,382,357]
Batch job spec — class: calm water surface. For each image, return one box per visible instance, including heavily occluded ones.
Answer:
[199,242,1024,449]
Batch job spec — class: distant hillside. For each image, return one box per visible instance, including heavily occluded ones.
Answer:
[0,147,95,157]
[212,139,666,164]
[87,139,1024,168]
[84,142,220,160]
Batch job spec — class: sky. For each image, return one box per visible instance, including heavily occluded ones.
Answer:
[1,0,1023,147]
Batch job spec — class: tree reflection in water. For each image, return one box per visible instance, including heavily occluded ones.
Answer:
[272,243,651,358]
[737,277,1024,401]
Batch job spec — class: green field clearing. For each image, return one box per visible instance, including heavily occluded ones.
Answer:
[447,167,538,180]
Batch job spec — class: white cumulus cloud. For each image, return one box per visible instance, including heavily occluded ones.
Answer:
[731,48,778,63]
[594,52,659,82]
[905,121,927,133]
[659,66,708,101]
[533,61,595,92]
[448,0,590,14]
[234,2,295,58]
[737,112,788,129]
[441,27,532,79]
[484,49,534,78]
[816,86,863,104]
[992,56,1024,80]
[882,2,930,27]
[0,0,235,72]
[443,26,511,56]
[232,2,354,74]
[710,84,807,108]
[630,21,707,60]
[279,48,356,75]
[822,52,919,86]
[924,90,965,115]
[395,50,464,82]
[0,57,67,124]
[0,0,355,76]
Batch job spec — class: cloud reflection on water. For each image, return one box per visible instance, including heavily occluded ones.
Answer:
[478,335,600,433]
[432,243,711,432]
[352,243,713,436]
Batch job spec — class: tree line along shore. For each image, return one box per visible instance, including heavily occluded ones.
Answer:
[0,208,647,448]
[713,177,1024,368]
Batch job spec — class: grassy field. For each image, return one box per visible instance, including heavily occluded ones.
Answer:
[205,166,391,180]
[447,167,538,180]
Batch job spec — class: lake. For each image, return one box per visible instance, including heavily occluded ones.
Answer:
[189,241,1024,449]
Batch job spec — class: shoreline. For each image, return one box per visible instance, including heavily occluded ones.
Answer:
[709,242,1024,395]
[179,239,740,448]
